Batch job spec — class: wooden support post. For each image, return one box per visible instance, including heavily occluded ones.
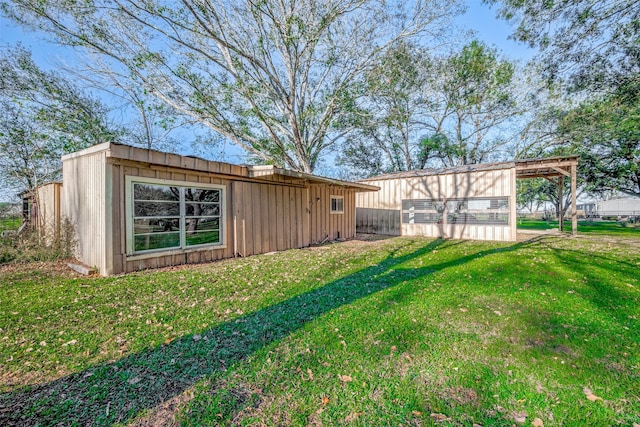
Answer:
[571,163,577,236]
[558,175,564,232]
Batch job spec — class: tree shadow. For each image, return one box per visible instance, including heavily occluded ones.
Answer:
[0,238,532,426]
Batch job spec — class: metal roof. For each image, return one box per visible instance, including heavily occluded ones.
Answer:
[359,156,579,182]
[63,142,378,191]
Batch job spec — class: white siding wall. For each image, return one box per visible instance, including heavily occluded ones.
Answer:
[356,169,517,242]
[62,151,108,273]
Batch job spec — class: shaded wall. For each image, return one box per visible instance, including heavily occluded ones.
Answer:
[356,169,517,241]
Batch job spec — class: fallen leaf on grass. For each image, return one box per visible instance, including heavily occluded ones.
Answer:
[583,387,603,401]
[344,412,363,422]
[531,418,544,427]
[430,413,449,422]
[307,368,314,380]
[412,410,422,416]
[514,415,527,424]
[321,396,329,406]
[338,374,353,383]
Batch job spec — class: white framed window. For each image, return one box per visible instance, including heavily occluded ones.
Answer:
[330,195,344,214]
[125,176,225,255]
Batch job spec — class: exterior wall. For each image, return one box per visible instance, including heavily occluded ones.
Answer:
[231,181,310,256]
[309,185,357,243]
[62,143,365,275]
[596,198,640,216]
[62,150,108,272]
[356,168,517,242]
[37,183,62,242]
[23,183,62,240]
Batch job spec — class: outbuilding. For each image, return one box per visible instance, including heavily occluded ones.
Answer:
[58,142,377,275]
[356,157,579,241]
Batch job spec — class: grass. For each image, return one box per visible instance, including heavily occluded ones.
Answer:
[518,218,640,237]
[0,216,20,232]
[0,233,639,426]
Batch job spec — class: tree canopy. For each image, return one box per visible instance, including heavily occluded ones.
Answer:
[3,0,464,173]
[0,46,121,192]
[489,0,640,198]
[338,40,522,177]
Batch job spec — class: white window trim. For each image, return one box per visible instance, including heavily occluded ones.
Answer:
[330,195,344,214]
[125,176,226,257]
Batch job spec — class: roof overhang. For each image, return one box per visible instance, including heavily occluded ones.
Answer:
[515,156,579,180]
[247,165,379,191]
[359,156,580,183]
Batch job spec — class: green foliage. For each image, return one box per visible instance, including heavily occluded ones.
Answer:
[0,221,75,264]
[558,82,640,197]
[0,46,121,192]
[488,0,640,198]
[1,234,639,426]
[339,39,521,177]
[486,0,638,92]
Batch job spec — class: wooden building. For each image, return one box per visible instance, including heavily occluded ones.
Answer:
[60,143,377,275]
[356,157,579,241]
[20,182,63,240]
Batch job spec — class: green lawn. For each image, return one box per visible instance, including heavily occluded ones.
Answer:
[0,216,20,232]
[518,218,640,237]
[0,234,639,426]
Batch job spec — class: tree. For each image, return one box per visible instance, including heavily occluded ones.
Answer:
[488,0,640,197]
[485,0,639,91]
[558,81,640,197]
[0,47,121,193]
[338,40,521,177]
[3,0,464,173]
[337,41,432,176]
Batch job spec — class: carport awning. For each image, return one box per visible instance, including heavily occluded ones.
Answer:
[515,156,579,179]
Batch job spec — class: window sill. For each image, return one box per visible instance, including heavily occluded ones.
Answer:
[126,244,227,261]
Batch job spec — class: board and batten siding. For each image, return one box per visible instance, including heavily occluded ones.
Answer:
[308,185,356,243]
[356,168,517,241]
[62,143,367,275]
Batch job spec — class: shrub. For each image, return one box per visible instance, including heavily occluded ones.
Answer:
[0,218,75,264]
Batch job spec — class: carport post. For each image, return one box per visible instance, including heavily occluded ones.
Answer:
[558,176,564,232]
[571,163,577,236]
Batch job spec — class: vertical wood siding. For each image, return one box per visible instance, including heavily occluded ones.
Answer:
[63,144,364,275]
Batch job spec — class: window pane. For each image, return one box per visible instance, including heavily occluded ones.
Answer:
[186,217,220,246]
[134,183,179,201]
[134,232,181,251]
[134,218,180,234]
[331,197,344,213]
[186,203,220,217]
[133,218,181,251]
[134,201,180,217]
[186,217,220,233]
[185,188,220,203]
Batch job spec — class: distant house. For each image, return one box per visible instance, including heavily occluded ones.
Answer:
[595,197,640,218]
[356,157,579,241]
[36,142,377,275]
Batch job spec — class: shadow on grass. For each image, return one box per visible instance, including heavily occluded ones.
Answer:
[0,238,532,426]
